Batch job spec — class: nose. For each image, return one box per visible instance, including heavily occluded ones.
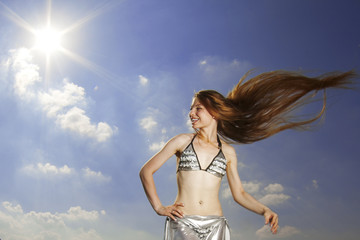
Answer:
[189,108,196,117]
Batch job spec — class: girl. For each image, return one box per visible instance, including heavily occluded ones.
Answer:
[140,70,355,240]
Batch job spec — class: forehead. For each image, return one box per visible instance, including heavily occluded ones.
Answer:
[191,97,202,106]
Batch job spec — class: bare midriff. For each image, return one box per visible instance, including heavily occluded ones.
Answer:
[175,170,223,216]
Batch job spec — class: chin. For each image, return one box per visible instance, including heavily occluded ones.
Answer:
[192,125,199,131]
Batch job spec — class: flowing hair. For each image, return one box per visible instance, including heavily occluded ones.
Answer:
[195,70,356,144]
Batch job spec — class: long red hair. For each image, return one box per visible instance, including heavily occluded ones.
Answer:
[195,70,356,144]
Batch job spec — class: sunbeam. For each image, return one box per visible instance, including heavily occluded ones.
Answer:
[46,0,52,27]
[60,47,129,92]
[0,1,35,33]
[61,1,122,35]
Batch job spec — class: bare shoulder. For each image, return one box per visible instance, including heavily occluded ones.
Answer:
[172,133,194,141]
[168,133,194,151]
[220,141,237,162]
[170,133,194,144]
[221,141,236,154]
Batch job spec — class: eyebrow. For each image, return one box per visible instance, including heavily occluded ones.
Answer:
[190,103,202,109]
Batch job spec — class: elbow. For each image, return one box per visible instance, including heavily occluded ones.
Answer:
[139,166,152,182]
[139,167,146,181]
[232,189,247,203]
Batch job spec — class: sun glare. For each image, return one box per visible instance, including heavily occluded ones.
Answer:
[1,0,122,86]
[34,28,62,54]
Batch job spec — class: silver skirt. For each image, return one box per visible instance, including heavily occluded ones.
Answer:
[164,215,231,240]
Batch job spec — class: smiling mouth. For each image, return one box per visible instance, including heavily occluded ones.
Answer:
[191,118,199,124]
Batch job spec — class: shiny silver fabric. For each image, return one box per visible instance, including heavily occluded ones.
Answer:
[164,215,231,240]
[177,135,228,178]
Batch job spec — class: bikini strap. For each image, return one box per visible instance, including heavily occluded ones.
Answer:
[217,135,222,149]
[190,134,197,144]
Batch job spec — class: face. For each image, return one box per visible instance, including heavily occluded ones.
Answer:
[189,98,215,129]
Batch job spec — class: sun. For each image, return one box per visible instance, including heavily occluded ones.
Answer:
[1,0,122,86]
[34,27,63,54]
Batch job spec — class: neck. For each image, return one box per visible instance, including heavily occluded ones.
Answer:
[197,127,218,143]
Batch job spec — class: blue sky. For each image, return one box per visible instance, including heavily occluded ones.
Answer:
[0,0,359,239]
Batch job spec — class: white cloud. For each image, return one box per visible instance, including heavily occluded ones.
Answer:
[56,107,115,142]
[149,141,165,152]
[221,181,261,200]
[59,206,105,221]
[10,48,41,100]
[22,163,111,184]
[306,179,320,191]
[139,116,158,132]
[38,80,86,117]
[198,56,252,82]
[221,181,290,206]
[82,167,111,183]
[259,183,290,206]
[221,186,233,200]
[256,225,300,239]
[139,75,149,86]
[259,193,290,206]
[264,183,284,193]
[0,201,105,240]
[2,202,23,214]
[186,117,193,131]
[243,181,261,195]
[312,179,319,189]
[22,163,73,177]
[5,48,116,142]
[199,60,207,65]
[237,161,246,169]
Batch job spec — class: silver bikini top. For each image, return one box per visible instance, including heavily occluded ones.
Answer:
[177,135,227,178]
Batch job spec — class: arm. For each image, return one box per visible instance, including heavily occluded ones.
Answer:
[225,146,279,234]
[139,134,187,220]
